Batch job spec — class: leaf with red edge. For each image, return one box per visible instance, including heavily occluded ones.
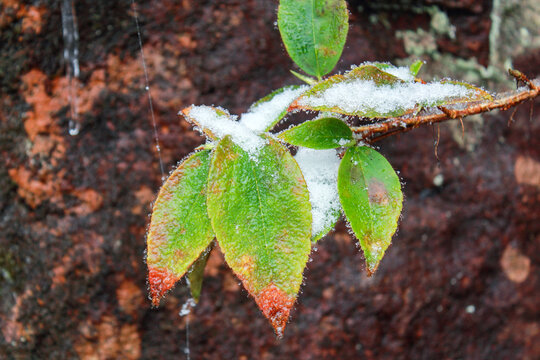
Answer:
[206,135,312,336]
[146,150,214,306]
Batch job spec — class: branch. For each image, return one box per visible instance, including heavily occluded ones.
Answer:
[351,71,540,143]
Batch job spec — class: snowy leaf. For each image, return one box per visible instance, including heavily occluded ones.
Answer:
[187,242,213,303]
[295,148,341,242]
[438,80,493,103]
[241,85,308,133]
[278,117,354,149]
[181,105,233,140]
[278,0,349,78]
[181,105,265,156]
[338,146,403,275]
[290,63,490,118]
[206,135,312,335]
[147,150,215,306]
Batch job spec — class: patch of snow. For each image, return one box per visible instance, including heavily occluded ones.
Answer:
[294,148,341,237]
[384,66,415,82]
[240,86,308,133]
[186,106,265,156]
[298,80,475,116]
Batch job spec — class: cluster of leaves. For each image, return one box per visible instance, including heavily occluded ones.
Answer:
[146,0,497,335]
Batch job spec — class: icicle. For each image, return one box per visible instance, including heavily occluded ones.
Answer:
[61,0,81,136]
[179,297,196,360]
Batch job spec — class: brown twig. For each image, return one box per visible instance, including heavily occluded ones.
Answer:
[351,72,540,143]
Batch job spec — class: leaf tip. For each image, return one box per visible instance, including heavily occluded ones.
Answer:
[254,283,295,338]
[365,260,380,277]
[148,266,179,307]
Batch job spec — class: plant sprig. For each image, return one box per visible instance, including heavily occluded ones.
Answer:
[146,0,539,336]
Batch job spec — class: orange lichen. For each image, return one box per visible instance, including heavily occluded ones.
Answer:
[116,279,144,317]
[514,156,540,189]
[74,316,141,360]
[500,245,531,283]
[148,266,179,307]
[253,283,295,337]
[20,6,46,34]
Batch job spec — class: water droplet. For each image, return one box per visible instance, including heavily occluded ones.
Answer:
[275,326,283,339]
[433,173,444,187]
[465,305,475,314]
[68,119,80,136]
[179,297,196,317]
[145,85,150,91]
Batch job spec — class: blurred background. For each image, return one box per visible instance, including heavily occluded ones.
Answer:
[0,0,538,358]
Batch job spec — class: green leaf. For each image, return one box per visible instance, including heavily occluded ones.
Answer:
[278,0,349,79]
[338,146,403,275]
[409,60,424,77]
[278,117,354,149]
[147,150,215,306]
[206,135,312,335]
[187,242,214,303]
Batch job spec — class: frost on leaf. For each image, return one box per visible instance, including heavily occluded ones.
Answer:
[206,135,312,334]
[181,105,265,156]
[240,85,308,133]
[255,283,295,338]
[148,267,178,307]
[146,150,214,306]
[338,146,403,275]
[290,63,492,118]
[279,117,354,149]
[295,148,341,242]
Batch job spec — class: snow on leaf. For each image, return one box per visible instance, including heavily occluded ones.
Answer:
[290,63,491,118]
[181,105,266,156]
[295,148,341,242]
[240,85,308,133]
[206,135,312,334]
[278,117,354,149]
[372,62,416,82]
[146,150,215,306]
[338,146,403,275]
[278,0,349,78]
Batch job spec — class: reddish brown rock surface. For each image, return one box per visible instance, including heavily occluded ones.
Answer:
[1,0,538,359]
